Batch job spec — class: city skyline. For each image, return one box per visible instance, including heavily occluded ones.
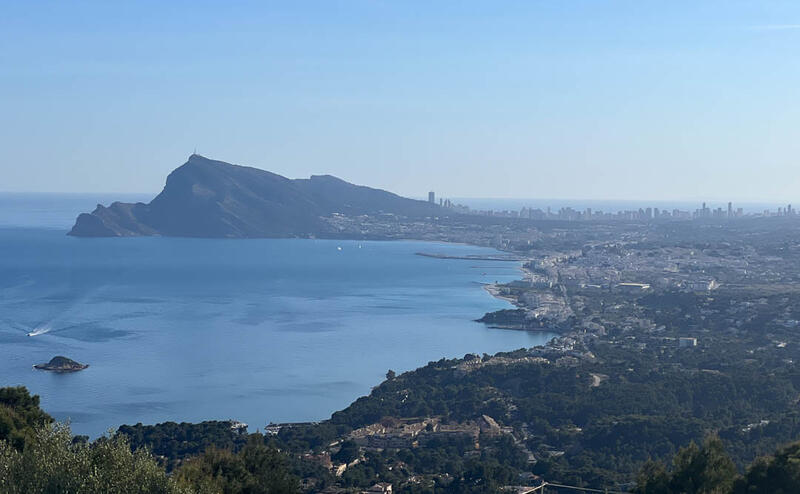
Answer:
[424,192,798,221]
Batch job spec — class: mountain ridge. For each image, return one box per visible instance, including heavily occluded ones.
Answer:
[68,154,441,238]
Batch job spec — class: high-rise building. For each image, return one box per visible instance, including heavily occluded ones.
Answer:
[428,191,435,204]
[728,202,733,218]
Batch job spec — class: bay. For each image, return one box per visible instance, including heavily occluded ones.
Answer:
[0,194,554,437]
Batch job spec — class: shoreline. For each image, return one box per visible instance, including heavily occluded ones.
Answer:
[481,283,519,305]
[477,258,566,336]
[416,252,523,262]
[2,231,543,438]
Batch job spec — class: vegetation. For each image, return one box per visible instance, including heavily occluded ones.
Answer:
[338,435,528,493]
[0,422,184,494]
[330,439,359,464]
[99,311,800,492]
[0,386,53,451]
[318,340,800,487]
[118,421,250,471]
[0,389,300,494]
[5,353,800,493]
[635,436,800,494]
[635,436,737,494]
[732,441,800,494]
[174,437,299,494]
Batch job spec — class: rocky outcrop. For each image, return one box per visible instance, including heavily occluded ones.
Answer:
[34,356,89,373]
[69,154,440,238]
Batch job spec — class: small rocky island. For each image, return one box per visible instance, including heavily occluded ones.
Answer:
[34,356,89,373]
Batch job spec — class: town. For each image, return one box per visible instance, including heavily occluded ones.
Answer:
[113,210,800,493]
[426,191,797,222]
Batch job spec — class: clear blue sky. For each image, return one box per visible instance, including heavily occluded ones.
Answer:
[2,1,799,202]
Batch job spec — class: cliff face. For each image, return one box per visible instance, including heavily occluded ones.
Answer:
[69,155,440,238]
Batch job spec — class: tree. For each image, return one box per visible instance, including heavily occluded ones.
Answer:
[332,440,360,464]
[635,435,737,494]
[732,441,800,494]
[635,460,670,494]
[175,437,299,494]
[0,386,53,451]
[670,436,737,494]
[0,422,185,494]
[386,370,396,381]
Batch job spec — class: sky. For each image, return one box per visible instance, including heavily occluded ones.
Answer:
[1,1,799,202]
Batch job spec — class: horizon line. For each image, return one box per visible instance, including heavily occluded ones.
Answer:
[0,190,796,208]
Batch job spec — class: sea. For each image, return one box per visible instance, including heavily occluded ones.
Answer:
[0,193,554,437]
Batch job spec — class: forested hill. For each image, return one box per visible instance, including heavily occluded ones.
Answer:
[324,341,800,488]
[68,154,441,238]
[5,362,800,494]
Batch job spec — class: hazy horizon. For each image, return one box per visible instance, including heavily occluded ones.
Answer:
[0,188,788,216]
[3,2,800,201]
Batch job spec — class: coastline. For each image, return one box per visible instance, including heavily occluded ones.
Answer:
[475,257,567,336]
[416,251,523,262]
[481,283,519,305]
[2,228,548,438]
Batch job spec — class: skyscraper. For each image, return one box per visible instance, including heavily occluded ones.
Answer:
[428,191,435,204]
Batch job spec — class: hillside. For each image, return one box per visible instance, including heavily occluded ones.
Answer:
[68,155,441,238]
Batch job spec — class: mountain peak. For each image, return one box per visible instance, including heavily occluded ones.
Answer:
[68,156,440,238]
[184,153,223,166]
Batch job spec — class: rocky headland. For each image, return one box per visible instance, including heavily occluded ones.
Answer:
[69,154,442,238]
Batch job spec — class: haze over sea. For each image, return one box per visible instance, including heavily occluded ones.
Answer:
[0,193,554,437]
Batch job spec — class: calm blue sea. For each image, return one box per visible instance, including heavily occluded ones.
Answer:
[0,194,553,437]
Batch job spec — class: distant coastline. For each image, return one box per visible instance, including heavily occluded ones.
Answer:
[415,252,523,262]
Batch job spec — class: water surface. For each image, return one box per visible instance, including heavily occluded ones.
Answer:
[0,194,553,437]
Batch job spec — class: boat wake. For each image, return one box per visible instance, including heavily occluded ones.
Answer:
[22,286,109,337]
[27,324,52,337]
